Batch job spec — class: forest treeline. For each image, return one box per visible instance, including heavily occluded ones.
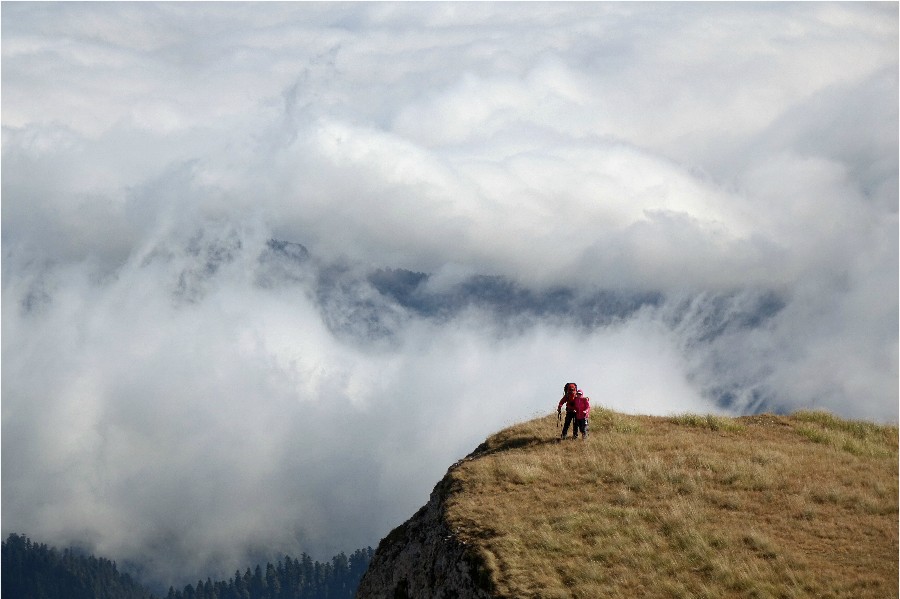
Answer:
[2,533,153,599]
[2,533,374,599]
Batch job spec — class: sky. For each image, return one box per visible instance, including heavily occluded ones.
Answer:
[2,1,897,590]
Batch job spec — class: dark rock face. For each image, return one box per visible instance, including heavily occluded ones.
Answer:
[355,472,493,599]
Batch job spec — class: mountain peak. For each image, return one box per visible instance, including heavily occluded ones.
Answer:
[358,409,898,598]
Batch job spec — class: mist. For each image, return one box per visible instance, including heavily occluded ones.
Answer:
[2,2,897,589]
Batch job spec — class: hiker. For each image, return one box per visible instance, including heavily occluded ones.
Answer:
[557,382,578,439]
[573,389,591,439]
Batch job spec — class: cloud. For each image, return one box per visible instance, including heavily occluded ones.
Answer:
[0,222,725,586]
[2,1,896,590]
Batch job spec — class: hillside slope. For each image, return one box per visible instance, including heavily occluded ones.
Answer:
[357,409,898,598]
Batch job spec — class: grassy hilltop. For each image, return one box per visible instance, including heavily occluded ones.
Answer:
[442,409,898,599]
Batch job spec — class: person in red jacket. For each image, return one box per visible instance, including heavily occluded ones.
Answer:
[557,382,578,439]
[573,389,591,439]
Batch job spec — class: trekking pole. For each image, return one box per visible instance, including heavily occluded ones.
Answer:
[557,409,561,429]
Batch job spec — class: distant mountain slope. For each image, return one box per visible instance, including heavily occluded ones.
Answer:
[357,410,898,598]
[260,238,791,414]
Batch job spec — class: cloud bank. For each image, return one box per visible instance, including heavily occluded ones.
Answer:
[3,2,896,589]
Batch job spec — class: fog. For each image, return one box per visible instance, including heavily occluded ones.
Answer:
[2,2,896,589]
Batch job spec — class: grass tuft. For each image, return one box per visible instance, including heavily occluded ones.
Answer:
[792,410,898,457]
[670,412,744,432]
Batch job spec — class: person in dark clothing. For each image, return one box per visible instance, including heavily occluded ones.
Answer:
[557,382,578,439]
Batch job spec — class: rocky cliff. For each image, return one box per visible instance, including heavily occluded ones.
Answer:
[355,453,494,599]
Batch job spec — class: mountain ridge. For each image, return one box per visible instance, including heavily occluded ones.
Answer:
[357,409,898,598]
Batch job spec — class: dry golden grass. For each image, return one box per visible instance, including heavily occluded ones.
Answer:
[444,408,898,599]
